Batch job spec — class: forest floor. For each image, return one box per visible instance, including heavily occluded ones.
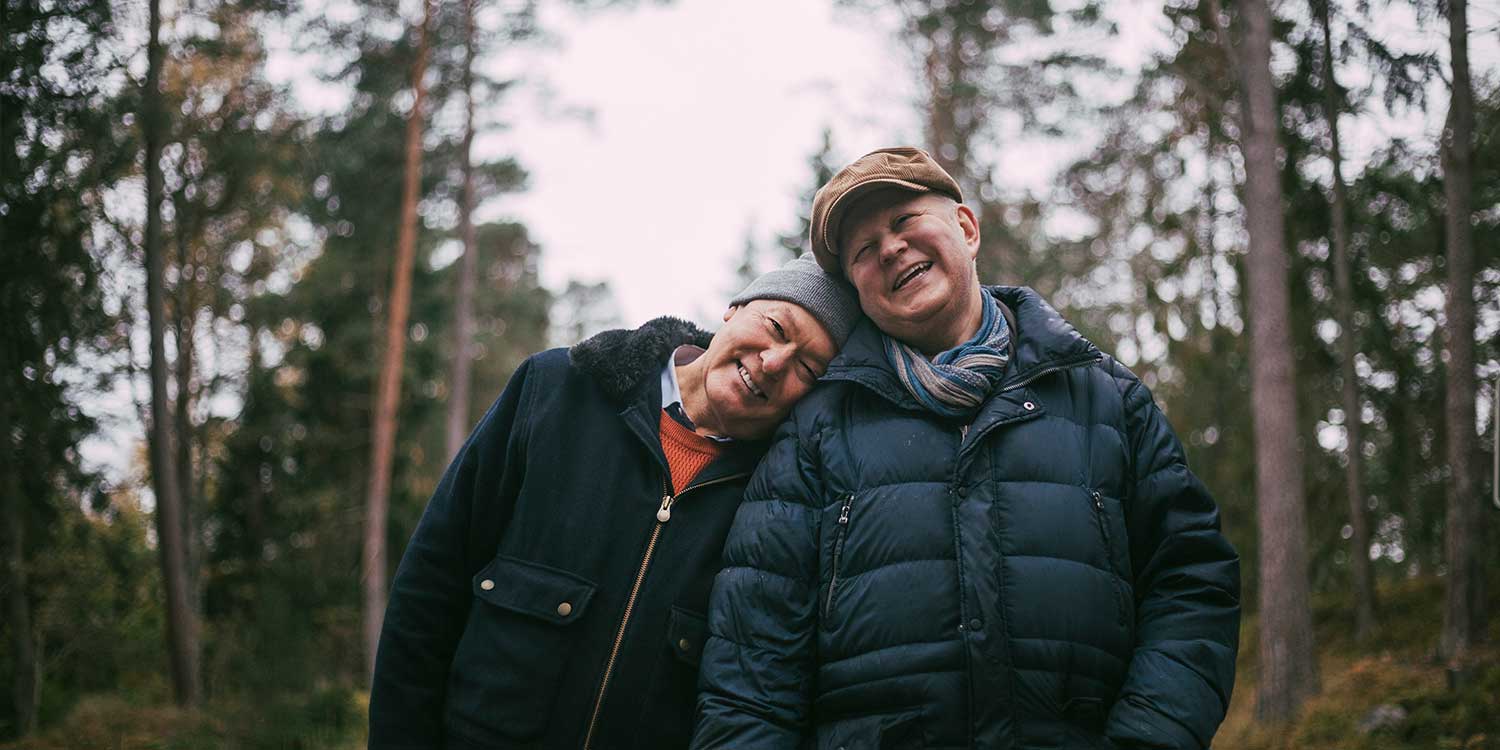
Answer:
[3,576,1497,749]
[1218,575,1500,749]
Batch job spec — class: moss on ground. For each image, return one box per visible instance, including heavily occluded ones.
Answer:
[1218,576,1500,750]
[0,686,366,750]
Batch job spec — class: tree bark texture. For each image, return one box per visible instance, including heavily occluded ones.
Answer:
[2,406,38,735]
[446,0,479,462]
[1317,0,1377,640]
[144,0,201,707]
[1439,0,1484,664]
[1236,0,1321,721]
[171,245,201,625]
[364,0,433,679]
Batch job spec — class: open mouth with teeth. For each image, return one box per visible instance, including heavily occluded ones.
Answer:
[893,262,932,292]
[737,361,766,400]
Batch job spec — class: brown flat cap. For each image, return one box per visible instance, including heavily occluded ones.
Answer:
[809,146,963,275]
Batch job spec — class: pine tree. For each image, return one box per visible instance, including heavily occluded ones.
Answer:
[365,0,435,678]
[1211,0,1321,719]
[1315,0,1377,639]
[1439,0,1484,664]
[445,0,481,461]
[0,0,123,727]
[143,0,201,708]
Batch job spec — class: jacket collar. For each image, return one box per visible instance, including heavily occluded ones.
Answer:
[822,286,1101,411]
[569,316,713,403]
[568,316,765,486]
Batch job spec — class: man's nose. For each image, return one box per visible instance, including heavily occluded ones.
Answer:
[761,344,795,375]
[878,234,906,263]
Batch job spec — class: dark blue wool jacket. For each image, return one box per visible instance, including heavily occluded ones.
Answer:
[370,317,766,750]
[693,287,1240,750]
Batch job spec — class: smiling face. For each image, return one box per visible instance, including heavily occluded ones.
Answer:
[838,188,984,355]
[683,299,839,440]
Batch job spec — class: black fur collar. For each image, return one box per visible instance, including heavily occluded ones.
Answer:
[568,316,714,402]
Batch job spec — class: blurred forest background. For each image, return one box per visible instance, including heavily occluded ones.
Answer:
[3,0,1499,746]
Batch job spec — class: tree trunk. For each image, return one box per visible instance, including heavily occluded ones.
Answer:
[245,336,265,569]
[143,0,201,707]
[364,0,433,679]
[1316,0,1377,640]
[1235,0,1321,721]
[1439,0,1484,664]
[2,406,38,736]
[446,0,480,461]
[172,223,202,630]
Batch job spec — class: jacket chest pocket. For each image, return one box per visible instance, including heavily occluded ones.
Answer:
[445,555,596,743]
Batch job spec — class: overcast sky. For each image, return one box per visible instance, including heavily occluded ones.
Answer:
[482,0,924,327]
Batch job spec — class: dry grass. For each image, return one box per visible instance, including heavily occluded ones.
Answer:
[1,689,367,750]
[1218,576,1500,750]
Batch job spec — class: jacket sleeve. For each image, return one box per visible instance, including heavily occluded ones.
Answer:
[1105,377,1241,750]
[368,356,537,749]
[691,412,822,749]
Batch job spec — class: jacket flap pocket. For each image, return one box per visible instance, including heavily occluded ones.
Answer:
[472,555,596,625]
[667,606,708,666]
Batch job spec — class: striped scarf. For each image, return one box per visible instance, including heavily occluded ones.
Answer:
[883,293,1011,419]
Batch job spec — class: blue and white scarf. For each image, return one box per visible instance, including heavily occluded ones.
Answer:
[883,293,1011,418]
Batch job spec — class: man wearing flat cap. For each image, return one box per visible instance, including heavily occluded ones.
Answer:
[693,148,1240,749]
[370,256,860,749]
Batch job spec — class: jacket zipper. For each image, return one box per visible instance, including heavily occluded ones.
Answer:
[822,493,856,619]
[1091,490,1127,627]
[581,472,746,750]
[998,354,1104,394]
[955,354,1105,465]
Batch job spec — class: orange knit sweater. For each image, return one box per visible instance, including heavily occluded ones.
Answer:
[658,409,724,493]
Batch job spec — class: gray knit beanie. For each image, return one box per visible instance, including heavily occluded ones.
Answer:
[729,254,860,347]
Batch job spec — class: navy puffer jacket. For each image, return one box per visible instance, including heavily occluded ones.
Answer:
[693,287,1240,750]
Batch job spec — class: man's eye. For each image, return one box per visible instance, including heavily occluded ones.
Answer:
[895,213,914,226]
[770,318,786,340]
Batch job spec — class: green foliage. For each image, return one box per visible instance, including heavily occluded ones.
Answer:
[0,498,164,733]
[0,688,367,750]
[1219,577,1500,749]
[193,0,552,696]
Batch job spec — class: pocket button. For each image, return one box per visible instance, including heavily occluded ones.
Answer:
[480,579,495,591]
[557,601,573,617]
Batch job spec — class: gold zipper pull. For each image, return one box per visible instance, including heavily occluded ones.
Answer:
[657,494,675,523]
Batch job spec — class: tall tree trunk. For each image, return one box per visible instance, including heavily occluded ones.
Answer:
[1439,0,1484,664]
[446,0,480,461]
[245,336,265,569]
[1235,0,1321,720]
[143,0,201,706]
[172,225,201,628]
[1316,0,1377,640]
[364,0,433,679]
[2,406,38,735]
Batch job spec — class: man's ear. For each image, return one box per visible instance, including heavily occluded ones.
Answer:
[956,203,981,257]
[723,304,741,322]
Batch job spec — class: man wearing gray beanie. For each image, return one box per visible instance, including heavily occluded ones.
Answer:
[370,255,859,749]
